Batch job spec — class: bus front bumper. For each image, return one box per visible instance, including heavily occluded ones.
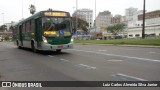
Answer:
[40,43,73,51]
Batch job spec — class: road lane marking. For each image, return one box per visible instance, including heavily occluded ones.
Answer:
[48,55,55,57]
[149,51,160,54]
[0,59,8,61]
[107,60,123,62]
[75,64,96,70]
[149,51,156,54]
[112,72,147,81]
[60,59,70,62]
[70,49,160,63]
[126,49,138,50]
[153,60,160,62]
[99,49,107,52]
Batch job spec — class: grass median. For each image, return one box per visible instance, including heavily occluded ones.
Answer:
[74,38,160,46]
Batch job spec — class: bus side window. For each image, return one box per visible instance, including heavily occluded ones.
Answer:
[22,24,25,33]
[30,20,31,32]
[15,26,18,35]
[31,20,34,32]
[26,21,30,33]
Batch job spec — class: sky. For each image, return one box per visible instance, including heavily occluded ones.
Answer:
[0,0,160,25]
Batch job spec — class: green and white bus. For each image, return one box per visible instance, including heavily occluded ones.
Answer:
[12,11,74,52]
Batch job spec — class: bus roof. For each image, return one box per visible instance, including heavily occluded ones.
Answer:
[18,10,70,25]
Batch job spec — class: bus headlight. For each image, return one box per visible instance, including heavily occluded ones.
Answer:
[42,36,48,43]
[71,36,74,42]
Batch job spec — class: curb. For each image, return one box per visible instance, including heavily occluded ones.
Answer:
[75,43,160,48]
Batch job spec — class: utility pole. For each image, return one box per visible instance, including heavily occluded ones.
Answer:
[76,0,78,36]
[22,0,24,19]
[76,0,78,32]
[142,0,146,39]
[154,18,156,38]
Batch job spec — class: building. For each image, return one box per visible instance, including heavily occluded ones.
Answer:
[111,15,126,25]
[125,7,138,22]
[125,7,144,27]
[95,10,112,29]
[91,11,112,39]
[127,10,160,38]
[111,15,122,25]
[138,10,160,26]
[72,9,93,28]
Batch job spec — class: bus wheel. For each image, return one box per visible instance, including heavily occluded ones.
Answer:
[56,49,61,53]
[17,40,21,49]
[31,43,37,53]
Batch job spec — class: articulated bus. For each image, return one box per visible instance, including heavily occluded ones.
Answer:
[12,11,74,52]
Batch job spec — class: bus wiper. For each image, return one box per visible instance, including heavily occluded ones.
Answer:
[47,23,58,31]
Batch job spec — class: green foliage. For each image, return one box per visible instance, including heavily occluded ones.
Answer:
[106,23,125,36]
[74,38,160,46]
[72,17,89,32]
[9,26,14,31]
[4,36,9,41]
[47,8,53,11]
[29,4,36,15]
[0,25,7,31]
[0,25,7,30]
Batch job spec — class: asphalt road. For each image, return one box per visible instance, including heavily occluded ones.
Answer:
[0,42,160,90]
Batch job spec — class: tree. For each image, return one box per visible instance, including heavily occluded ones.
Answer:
[72,17,89,32]
[0,25,7,31]
[29,4,36,15]
[4,36,9,41]
[106,23,125,37]
[47,8,53,11]
[9,26,14,31]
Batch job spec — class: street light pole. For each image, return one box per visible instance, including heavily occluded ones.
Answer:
[142,0,146,39]
[34,0,35,6]
[34,0,36,12]
[73,7,75,14]
[95,0,97,39]
[2,13,4,25]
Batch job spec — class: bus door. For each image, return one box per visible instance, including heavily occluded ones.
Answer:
[19,25,23,46]
[35,18,42,48]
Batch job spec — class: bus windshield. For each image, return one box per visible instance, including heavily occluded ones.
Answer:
[42,17,71,36]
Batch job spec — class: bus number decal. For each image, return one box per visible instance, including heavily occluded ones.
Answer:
[44,31,56,35]
[44,12,67,17]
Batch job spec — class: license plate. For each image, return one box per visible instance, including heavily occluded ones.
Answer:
[57,45,63,49]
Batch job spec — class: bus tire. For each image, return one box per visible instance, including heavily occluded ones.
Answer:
[17,40,21,49]
[31,42,37,53]
[56,49,61,53]
[18,46,22,49]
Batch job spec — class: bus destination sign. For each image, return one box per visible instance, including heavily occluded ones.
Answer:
[44,12,67,17]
